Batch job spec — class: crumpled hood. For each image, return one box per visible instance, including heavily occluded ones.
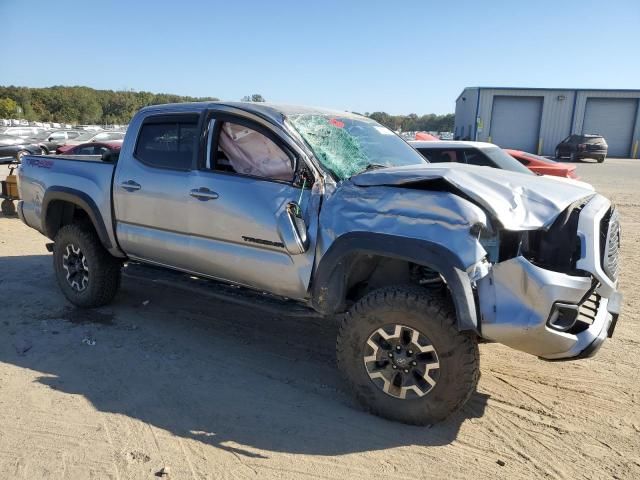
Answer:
[351,163,595,230]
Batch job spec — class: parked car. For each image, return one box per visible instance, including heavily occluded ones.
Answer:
[0,134,43,163]
[410,140,535,175]
[415,132,439,141]
[23,130,77,154]
[61,130,126,147]
[58,140,122,156]
[17,102,622,426]
[0,126,47,138]
[506,149,578,179]
[555,134,607,163]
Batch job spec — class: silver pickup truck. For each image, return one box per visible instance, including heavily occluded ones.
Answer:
[16,102,622,425]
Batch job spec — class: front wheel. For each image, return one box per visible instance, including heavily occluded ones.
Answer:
[15,150,28,162]
[597,155,606,163]
[53,223,122,307]
[336,286,479,425]
[555,148,561,159]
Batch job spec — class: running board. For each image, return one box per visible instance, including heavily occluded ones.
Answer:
[122,262,322,318]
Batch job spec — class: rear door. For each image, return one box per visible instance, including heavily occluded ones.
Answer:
[185,112,318,299]
[113,113,201,270]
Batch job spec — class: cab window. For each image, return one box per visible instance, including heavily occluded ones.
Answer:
[135,116,199,170]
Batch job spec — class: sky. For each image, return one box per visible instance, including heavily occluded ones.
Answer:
[0,0,638,115]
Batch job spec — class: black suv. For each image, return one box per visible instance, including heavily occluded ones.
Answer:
[555,134,607,163]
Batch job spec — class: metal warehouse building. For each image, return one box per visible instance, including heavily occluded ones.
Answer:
[455,87,640,158]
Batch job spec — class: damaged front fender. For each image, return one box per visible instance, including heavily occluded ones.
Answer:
[313,182,491,331]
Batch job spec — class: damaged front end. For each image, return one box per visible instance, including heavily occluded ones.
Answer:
[476,194,622,360]
[319,162,621,361]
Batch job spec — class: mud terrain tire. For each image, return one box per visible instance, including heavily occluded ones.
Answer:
[53,223,121,308]
[337,286,479,425]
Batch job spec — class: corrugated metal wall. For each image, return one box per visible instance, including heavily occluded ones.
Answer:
[454,88,478,140]
[475,89,575,155]
[572,90,640,158]
[458,88,640,157]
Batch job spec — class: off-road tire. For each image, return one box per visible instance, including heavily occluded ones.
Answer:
[337,286,479,425]
[53,223,121,308]
[15,150,28,162]
[1,199,16,216]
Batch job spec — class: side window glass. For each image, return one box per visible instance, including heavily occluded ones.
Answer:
[417,149,455,163]
[212,121,294,181]
[463,150,495,167]
[135,120,198,170]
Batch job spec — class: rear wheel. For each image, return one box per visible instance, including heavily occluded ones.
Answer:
[555,148,561,159]
[336,286,479,425]
[53,223,122,307]
[1,199,16,216]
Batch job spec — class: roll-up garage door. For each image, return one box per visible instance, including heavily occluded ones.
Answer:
[582,98,638,157]
[489,96,543,153]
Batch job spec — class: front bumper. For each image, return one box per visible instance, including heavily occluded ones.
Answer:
[477,194,621,360]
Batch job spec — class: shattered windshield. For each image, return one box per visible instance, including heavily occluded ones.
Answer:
[288,114,426,180]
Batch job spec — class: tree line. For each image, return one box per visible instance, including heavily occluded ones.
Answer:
[0,86,218,125]
[0,86,454,131]
[366,111,454,133]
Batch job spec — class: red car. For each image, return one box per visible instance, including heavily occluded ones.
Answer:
[56,140,123,155]
[506,149,578,179]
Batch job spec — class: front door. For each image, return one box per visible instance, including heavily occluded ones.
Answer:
[185,115,318,300]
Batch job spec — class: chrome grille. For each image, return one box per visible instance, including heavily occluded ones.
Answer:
[602,208,621,281]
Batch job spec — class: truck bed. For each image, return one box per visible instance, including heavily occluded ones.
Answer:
[18,154,118,251]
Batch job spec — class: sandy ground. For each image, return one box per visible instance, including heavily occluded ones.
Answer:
[0,159,638,479]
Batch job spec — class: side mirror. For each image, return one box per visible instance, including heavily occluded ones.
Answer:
[277,202,309,254]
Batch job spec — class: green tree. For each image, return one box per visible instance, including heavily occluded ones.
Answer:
[0,97,18,117]
[241,94,266,102]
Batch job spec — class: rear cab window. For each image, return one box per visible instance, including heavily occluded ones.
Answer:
[135,114,200,170]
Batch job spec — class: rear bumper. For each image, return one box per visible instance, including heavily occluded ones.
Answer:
[575,150,607,159]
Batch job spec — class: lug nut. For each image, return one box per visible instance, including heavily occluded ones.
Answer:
[388,352,393,358]
[411,361,417,366]
[396,345,401,351]
[392,365,397,369]
[404,369,409,373]
[408,350,414,355]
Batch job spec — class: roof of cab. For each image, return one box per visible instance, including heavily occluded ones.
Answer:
[139,101,365,126]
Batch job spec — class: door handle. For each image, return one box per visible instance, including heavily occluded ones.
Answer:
[190,187,219,201]
[120,180,141,192]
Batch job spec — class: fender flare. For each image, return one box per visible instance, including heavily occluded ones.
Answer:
[42,186,112,249]
[311,232,478,331]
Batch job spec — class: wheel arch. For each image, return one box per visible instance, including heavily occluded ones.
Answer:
[311,232,479,331]
[42,187,112,249]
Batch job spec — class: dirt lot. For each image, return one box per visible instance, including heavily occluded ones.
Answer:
[0,159,638,479]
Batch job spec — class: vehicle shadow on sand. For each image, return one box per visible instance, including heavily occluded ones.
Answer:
[1,254,489,458]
